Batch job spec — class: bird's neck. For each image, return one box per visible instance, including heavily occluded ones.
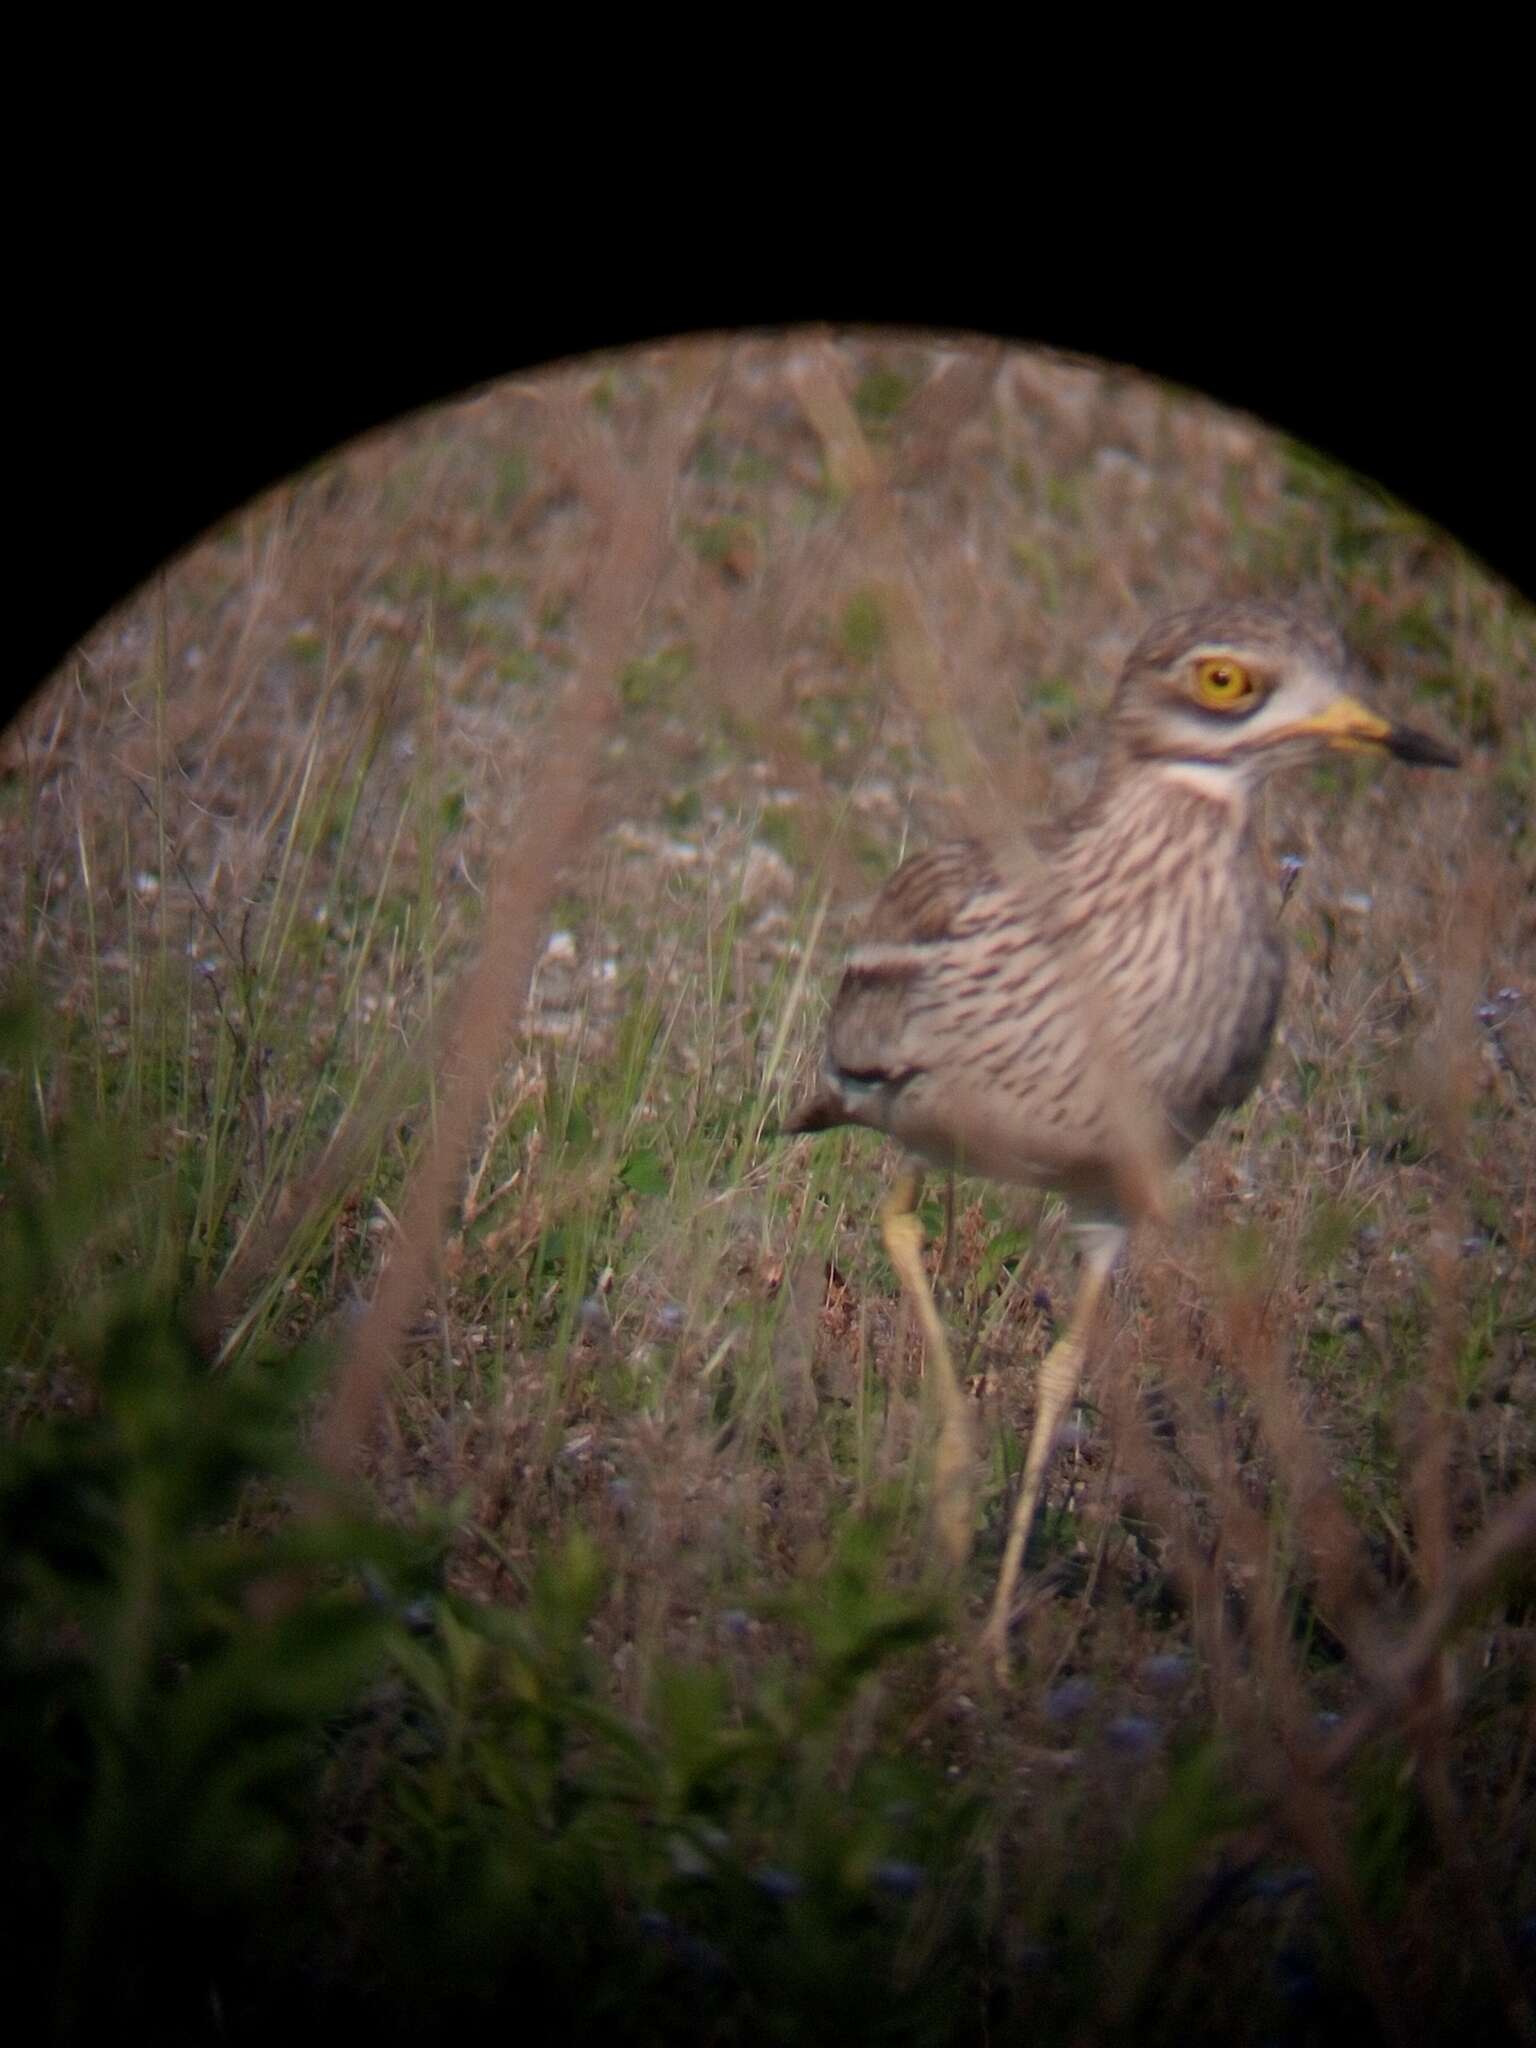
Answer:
[1141,757,1252,809]
[1076,752,1256,839]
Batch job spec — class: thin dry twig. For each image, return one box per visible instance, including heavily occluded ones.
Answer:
[315,344,725,1480]
[787,337,1174,1229]
[1317,1477,1536,1775]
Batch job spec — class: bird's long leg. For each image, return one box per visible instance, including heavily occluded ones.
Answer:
[938,1173,958,1291]
[983,1221,1126,1680]
[880,1161,975,1572]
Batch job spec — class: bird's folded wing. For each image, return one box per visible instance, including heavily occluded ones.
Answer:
[825,839,1000,1084]
[861,837,999,944]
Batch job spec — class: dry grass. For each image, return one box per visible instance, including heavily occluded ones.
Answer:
[3,328,1533,2042]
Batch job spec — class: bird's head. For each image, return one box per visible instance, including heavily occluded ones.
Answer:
[1105,601,1461,792]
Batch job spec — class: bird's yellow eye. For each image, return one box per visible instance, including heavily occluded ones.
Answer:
[1194,656,1256,708]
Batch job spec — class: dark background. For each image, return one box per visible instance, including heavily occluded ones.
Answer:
[16,200,1530,717]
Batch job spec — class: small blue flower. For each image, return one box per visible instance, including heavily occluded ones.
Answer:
[1104,1714,1159,1756]
[1044,1677,1096,1723]
[1136,1653,1191,1694]
[1248,1866,1316,1902]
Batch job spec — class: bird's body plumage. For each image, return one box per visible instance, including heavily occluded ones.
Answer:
[785,599,1459,1678]
[797,774,1285,1211]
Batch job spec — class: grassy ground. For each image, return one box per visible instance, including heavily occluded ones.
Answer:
[2,332,1533,2043]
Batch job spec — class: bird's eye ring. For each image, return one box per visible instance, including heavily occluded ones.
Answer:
[1195,656,1257,708]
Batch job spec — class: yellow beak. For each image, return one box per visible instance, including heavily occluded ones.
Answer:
[1281,696,1461,767]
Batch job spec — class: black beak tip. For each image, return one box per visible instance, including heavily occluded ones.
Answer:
[1388,724,1461,769]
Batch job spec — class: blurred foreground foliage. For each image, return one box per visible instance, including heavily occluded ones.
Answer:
[1,1009,986,2041]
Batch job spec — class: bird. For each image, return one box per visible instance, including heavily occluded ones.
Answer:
[784,600,1460,1678]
